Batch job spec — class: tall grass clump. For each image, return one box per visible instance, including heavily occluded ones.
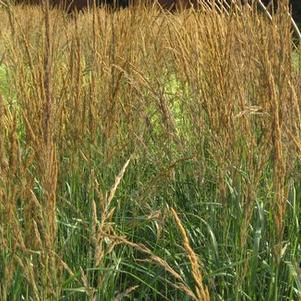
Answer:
[0,1,301,300]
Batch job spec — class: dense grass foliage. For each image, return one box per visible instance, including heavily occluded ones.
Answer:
[0,3,301,300]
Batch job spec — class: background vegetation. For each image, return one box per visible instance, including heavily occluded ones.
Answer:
[0,2,301,300]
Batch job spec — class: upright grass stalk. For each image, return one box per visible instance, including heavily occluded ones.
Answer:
[171,208,210,301]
